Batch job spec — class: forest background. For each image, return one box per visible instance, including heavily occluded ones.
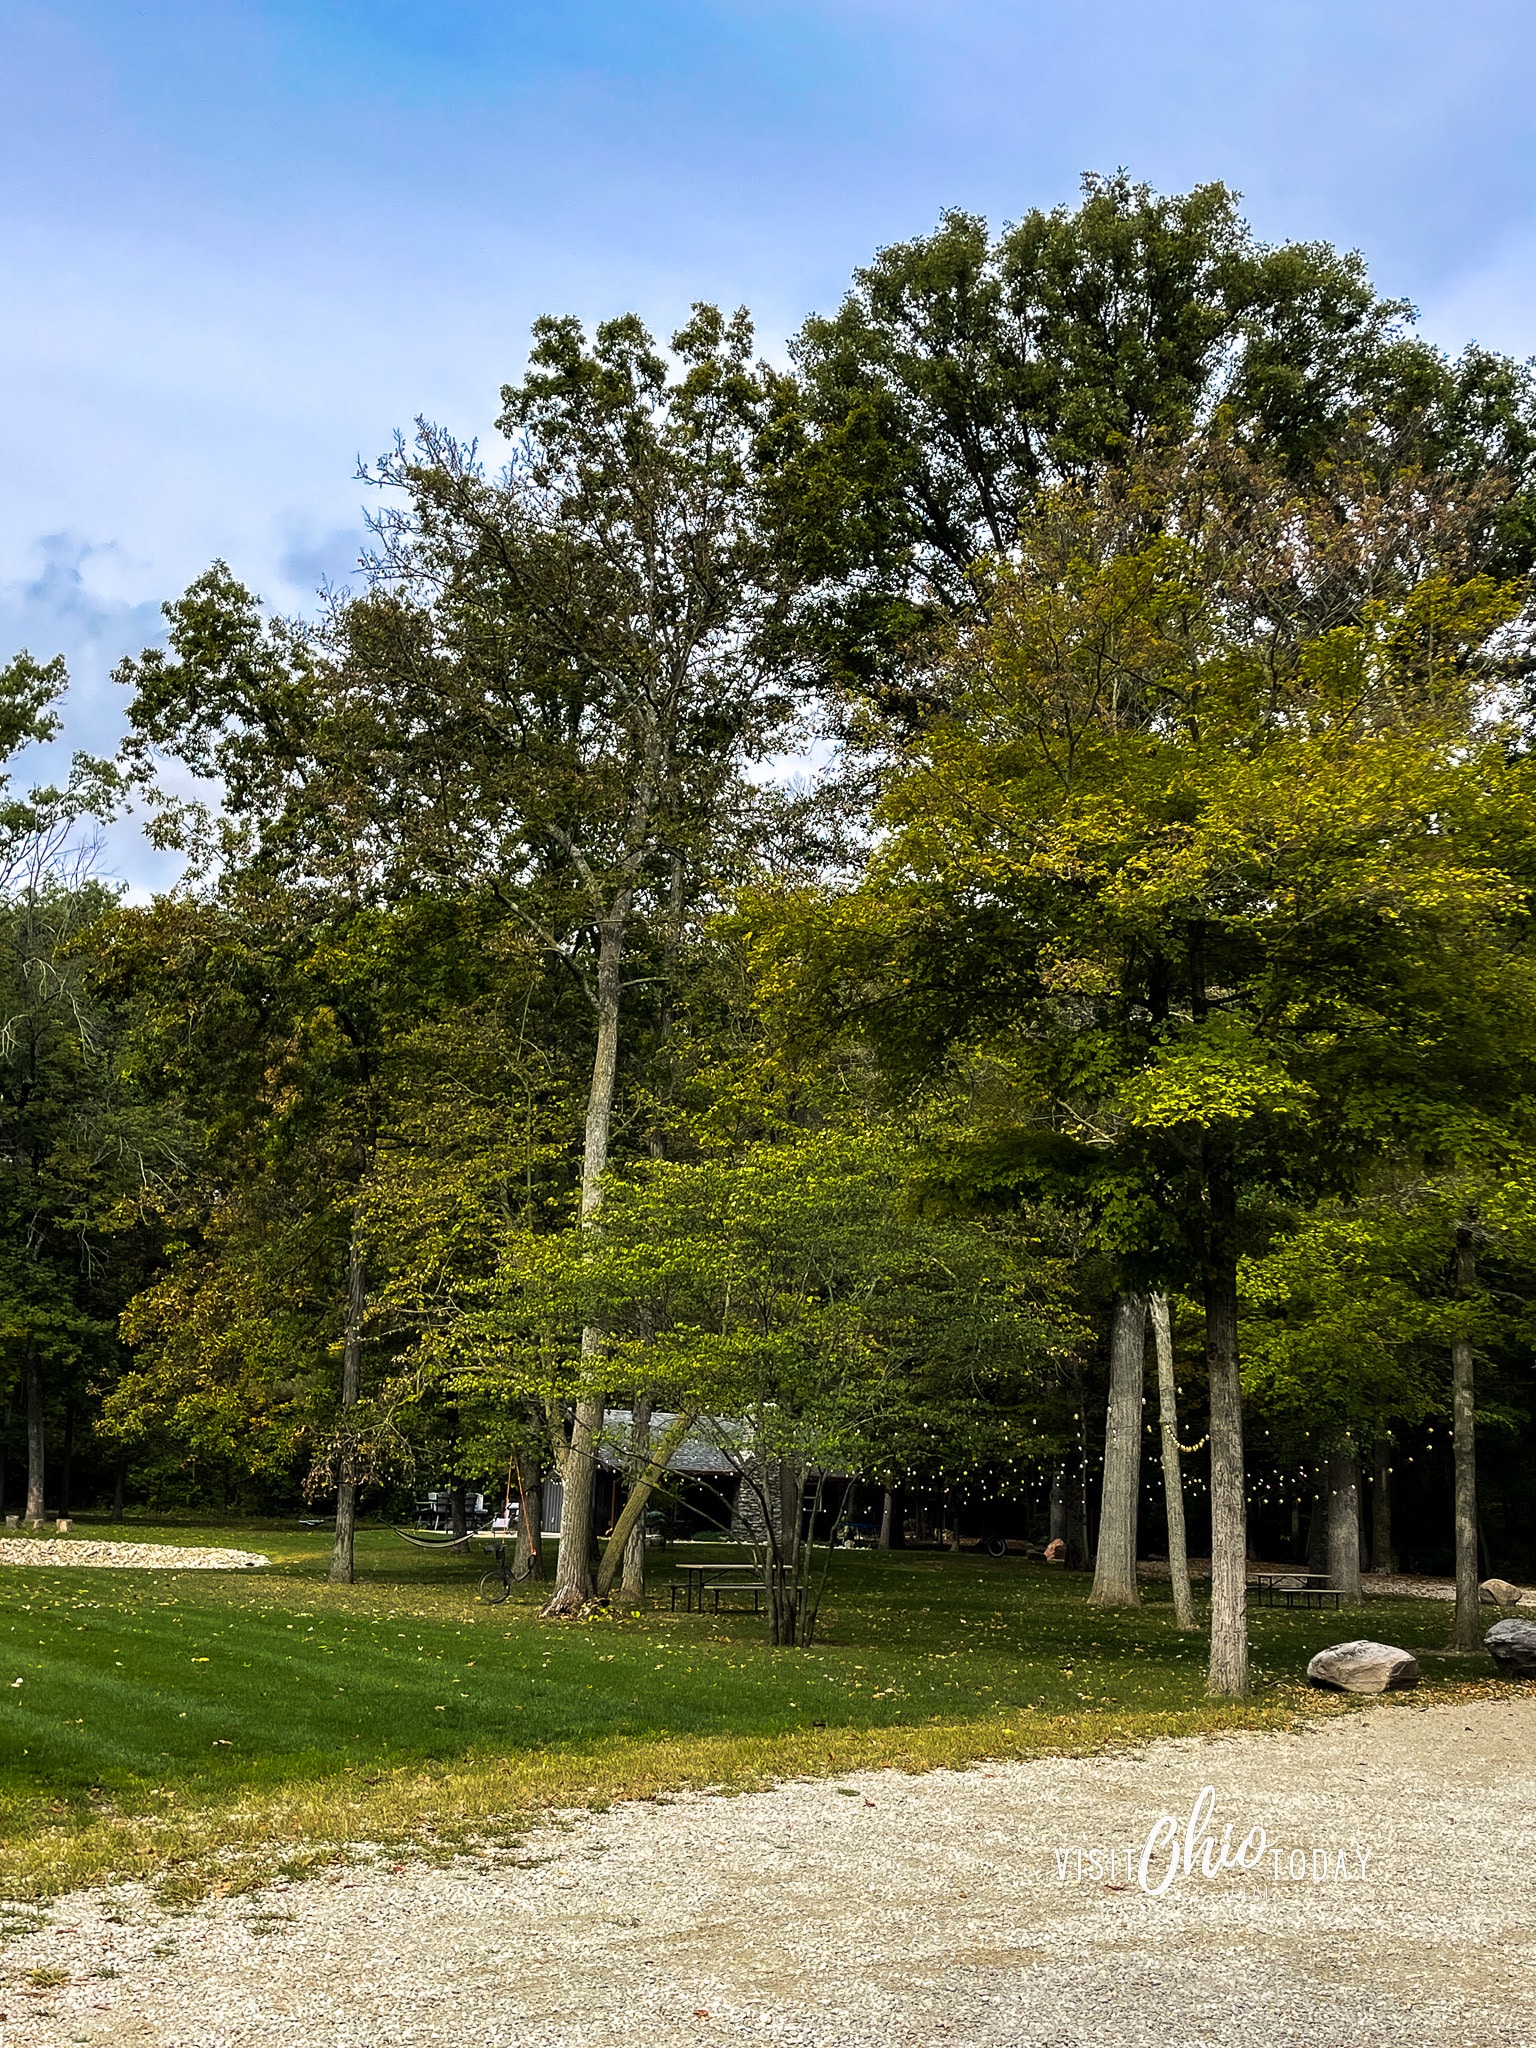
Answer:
[5,176,1536,1698]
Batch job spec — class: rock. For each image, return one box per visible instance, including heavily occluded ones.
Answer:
[1485,1619,1536,1676]
[1479,1577,1523,1606]
[1306,1639,1421,1694]
[1043,1539,1066,1564]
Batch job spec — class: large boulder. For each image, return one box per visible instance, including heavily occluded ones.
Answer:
[1480,1578,1524,1606]
[1306,1639,1420,1694]
[1486,1619,1536,1676]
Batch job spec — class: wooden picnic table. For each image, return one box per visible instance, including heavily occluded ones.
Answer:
[1251,1571,1345,1610]
[669,1562,764,1614]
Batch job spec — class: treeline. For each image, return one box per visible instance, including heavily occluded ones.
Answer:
[6,174,1536,1687]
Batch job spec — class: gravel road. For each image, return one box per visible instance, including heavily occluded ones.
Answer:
[4,1694,1534,2048]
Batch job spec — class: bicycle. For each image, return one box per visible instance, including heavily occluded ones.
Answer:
[478,1538,537,1604]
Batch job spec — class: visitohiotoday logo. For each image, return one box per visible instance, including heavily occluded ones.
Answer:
[1052,1786,1376,1897]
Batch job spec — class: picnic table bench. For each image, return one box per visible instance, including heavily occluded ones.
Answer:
[669,1562,764,1614]
[1251,1571,1346,1610]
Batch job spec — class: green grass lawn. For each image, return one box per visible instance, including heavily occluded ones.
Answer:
[0,1516,1509,1900]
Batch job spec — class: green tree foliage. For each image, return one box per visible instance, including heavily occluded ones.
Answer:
[751,451,1536,1689]
[481,1124,1072,1642]
[0,881,172,1520]
[1239,1199,1484,1453]
[0,653,148,1521]
[97,888,511,1530]
[345,305,797,1608]
[760,173,1536,708]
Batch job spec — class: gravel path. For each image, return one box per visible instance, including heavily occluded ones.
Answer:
[4,1694,1534,2047]
[1363,1572,1531,1604]
[0,1541,269,1571]
[1139,1560,1535,1604]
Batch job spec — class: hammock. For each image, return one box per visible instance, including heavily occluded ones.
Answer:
[392,1528,476,1551]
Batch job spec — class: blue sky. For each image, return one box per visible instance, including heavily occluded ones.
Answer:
[3,0,1534,886]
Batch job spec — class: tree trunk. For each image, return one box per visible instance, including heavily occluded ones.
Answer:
[617,860,679,1612]
[1151,1293,1195,1629]
[112,1466,125,1524]
[597,1407,697,1599]
[328,1228,366,1585]
[1090,1292,1145,1606]
[1202,1185,1248,1697]
[1326,1450,1362,1603]
[758,1457,808,1645]
[511,1445,545,1581]
[878,1486,894,1550]
[545,904,628,1618]
[619,1395,652,1601]
[1451,1226,1480,1651]
[770,1460,804,1558]
[1075,1395,1093,1569]
[1048,1471,1067,1546]
[546,1396,604,1613]
[59,1403,73,1518]
[24,1348,45,1525]
[620,1508,646,1598]
[448,1479,468,1542]
[1306,1486,1328,1573]
[1064,1475,1089,1571]
[0,1396,10,1519]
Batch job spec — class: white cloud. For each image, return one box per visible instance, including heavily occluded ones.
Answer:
[0,535,180,894]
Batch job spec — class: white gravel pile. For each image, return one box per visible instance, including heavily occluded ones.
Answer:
[0,1539,268,1571]
[4,1695,1535,2046]
[1364,1571,1531,1603]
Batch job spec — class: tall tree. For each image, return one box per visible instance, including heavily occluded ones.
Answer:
[0,653,133,1523]
[113,561,405,1569]
[0,881,147,1523]
[1089,1292,1145,1606]
[1324,1451,1363,1604]
[760,173,1536,711]
[1449,1223,1482,1649]
[753,458,1536,1693]
[1150,1294,1196,1627]
[97,886,493,1564]
[344,305,791,1612]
